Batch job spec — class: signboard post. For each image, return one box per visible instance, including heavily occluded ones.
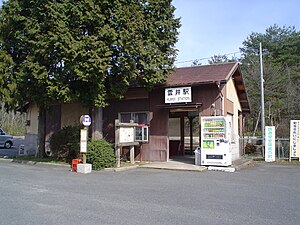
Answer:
[80,115,92,164]
[289,120,300,162]
[115,120,139,167]
[78,115,92,174]
[265,126,275,162]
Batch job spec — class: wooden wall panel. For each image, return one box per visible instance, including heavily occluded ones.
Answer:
[103,84,223,162]
[141,88,169,161]
[192,84,220,116]
[103,98,150,142]
[141,136,168,161]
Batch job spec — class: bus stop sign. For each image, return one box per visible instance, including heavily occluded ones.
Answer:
[81,115,92,127]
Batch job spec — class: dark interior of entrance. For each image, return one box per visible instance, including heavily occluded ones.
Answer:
[168,109,200,158]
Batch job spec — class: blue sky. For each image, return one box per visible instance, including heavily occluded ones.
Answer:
[173,0,300,67]
[1,0,299,67]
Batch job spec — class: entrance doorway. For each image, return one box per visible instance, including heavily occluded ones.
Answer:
[168,109,200,160]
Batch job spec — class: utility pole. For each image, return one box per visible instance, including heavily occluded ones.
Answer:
[259,42,265,148]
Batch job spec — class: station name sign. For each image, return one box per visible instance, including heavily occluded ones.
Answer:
[165,86,192,104]
[290,120,300,158]
[265,126,275,162]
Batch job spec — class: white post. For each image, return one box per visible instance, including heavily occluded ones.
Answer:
[130,146,135,164]
[116,147,121,167]
[115,119,121,168]
[80,127,88,164]
[260,42,265,149]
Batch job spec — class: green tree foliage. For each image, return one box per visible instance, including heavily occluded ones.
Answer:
[240,25,300,135]
[0,0,180,156]
[0,0,180,108]
[208,54,237,64]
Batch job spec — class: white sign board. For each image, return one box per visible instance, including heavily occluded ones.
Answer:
[290,120,300,158]
[165,86,192,103]
[265,126,275,162]
[80,141,87,153]
[119,127,135,143]
[80,129,87,153]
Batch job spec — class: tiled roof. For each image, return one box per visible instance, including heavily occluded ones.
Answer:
[167,62,238,86]
[165,62,250,113]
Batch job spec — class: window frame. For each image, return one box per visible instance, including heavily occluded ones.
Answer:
[118,111,150,125]
[134,126,149,142]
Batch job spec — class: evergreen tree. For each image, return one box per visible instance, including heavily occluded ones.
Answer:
[240,25,300,136]
[0,0,180,156]
[208,54,237,64]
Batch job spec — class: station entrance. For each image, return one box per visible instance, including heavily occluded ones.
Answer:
[167,104,201,161]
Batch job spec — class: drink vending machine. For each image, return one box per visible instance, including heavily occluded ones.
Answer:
[200,116,232,166]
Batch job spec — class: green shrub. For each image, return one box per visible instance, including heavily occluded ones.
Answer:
[87,139,116,170]
[49,125,81,163]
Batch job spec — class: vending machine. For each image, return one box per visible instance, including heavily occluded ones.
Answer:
[200,116,232,166]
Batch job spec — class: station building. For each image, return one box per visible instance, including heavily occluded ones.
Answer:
[24,62,250,162]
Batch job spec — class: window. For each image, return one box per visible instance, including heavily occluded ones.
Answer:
[119,112,149,125]
[120,113,131,123]
[134,113,148,125]
[135,126,149,142]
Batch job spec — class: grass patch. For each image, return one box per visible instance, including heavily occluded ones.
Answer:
[252,157,264,161]
[120,161,135,167]
[244,156,300,164]
[275,159,300,164]
[9,156,67,164]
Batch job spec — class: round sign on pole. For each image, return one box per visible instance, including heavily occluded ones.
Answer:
[81,115,92,127]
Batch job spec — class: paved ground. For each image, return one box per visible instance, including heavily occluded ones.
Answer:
[0,162,299,225]
[139,155,254,172]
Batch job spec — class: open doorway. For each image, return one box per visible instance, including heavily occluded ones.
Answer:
[168,109,200,163]
[184,116,200,154]
[168,117,181,156]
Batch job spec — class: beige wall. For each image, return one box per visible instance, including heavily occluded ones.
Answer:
[227,78,242,111]
[25,103,89,133]
[61,103,88,128]
[26,104,39,135]
[226,78,242,137]
[25,103,88,155]
[226,78,242,160]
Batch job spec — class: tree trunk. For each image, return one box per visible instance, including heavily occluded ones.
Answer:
[37,106,46,158]
[89,106,103,140]
[253,110,261,136]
